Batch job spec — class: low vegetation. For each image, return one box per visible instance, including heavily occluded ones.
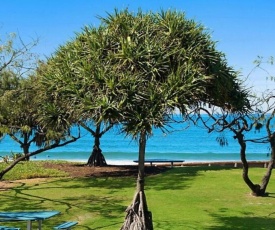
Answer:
[0,161,68,180]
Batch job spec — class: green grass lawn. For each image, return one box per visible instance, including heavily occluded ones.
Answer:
[1,162,275,229]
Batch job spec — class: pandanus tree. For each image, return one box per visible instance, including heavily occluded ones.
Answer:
[0,32,40,162]
[0,32,38,140]
[0,73,81,179]
[39,27,121,166]
[39,9,249,228]
[0,33,80,179]
[88,9,250,229]
[0,70,22,141]
[0,76,39,161]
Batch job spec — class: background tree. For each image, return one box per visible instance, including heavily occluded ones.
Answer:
[0,34,80,179]
[199,100,274,196]
[0,76,38,161]
[0,32,38,140]
[40,27,120,166]
[239,57,275,196]
[194,56,275,196]
[243,107,275,196]
[0,32,38,76]
[0,70,21,95]
[231,56,275,196]
[0,73,81,179]
[93,10,250,229]
[0,32,38,160]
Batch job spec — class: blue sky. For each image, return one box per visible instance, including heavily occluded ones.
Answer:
[1,0,274,92]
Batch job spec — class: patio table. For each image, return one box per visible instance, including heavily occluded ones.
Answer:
[0,210,60,230]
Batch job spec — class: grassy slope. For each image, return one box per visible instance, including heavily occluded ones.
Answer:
[1,163,275,229]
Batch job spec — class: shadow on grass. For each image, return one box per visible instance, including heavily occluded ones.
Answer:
[147,165,236,190]
[207,213,275,229]
[1,181,126,229]
[0,165,246,229]
[1,180,127,213]
[153,215,275,230]
[265,192,275,198]
[1,166,239,206]
[34,165,235,191]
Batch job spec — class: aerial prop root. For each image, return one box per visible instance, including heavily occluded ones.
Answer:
[121,191,153,230]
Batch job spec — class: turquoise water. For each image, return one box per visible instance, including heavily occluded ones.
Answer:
[0,119,271,165]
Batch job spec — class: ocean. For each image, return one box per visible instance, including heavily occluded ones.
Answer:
[0,118,271,165]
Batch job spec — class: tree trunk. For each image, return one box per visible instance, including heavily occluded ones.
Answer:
[236,132,263,196]
[81,121,113,167]
[87,144,107,167]
[259,133,275,195]
[22,133,30,161]
[121,130,153,230]
[86,123,107,167]
[0,136,79,180]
